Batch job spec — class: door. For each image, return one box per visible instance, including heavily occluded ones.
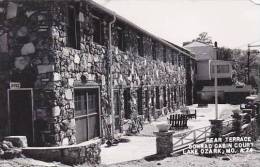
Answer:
[74,88,100,143]
[8,89,34,146]
[123,88,131,119]
[113,90,121,132]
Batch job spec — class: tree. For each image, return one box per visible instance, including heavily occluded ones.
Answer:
[193,32,212,45]
[231,49,257,84]
[217,47,232,60]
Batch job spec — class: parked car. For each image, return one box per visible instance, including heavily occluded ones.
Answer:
[240,95,260,114]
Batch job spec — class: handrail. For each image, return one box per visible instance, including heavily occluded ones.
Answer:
[172,125,212,138]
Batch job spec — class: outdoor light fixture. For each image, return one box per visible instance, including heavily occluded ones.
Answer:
[249,0,260,5]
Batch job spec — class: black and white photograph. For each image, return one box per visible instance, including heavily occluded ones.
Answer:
[0,0,260,166]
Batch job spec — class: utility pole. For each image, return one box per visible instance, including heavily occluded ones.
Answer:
[247,44,250,84]
[248,44,260,84]
[214,62,218,120]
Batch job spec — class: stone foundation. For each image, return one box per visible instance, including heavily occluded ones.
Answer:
[22,139,101,165]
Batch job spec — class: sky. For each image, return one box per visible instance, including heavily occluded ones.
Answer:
[93,0,260,50]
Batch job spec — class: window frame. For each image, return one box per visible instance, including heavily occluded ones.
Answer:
[163,46,167,63]
[66,3,81,50]
[117,25,126,52]
[137,34,144,57]
[92,14,104,45]
[152,40,157,60]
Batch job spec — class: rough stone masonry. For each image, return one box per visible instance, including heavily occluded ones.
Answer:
[0,0,196,148]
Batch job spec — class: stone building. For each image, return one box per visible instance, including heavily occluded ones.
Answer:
[0,0,195,147]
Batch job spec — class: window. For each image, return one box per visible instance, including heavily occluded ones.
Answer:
[151,89,154,107]
[174,87,177,103]
[163,46,166,63]
[178,55,182,66]
[218,65,229,73]
[163,86,166,107]
[211,65,230,74]
[92,16,104,45]
[123,88,131,119]
[74,91,86,116]
[171,51,175,65]
[174,53,178,65]
[137,34,143,57]
[137,88,143,115]
[155,86,160,109]
[118,26,126,51]
[152,40,157,60]
[67,3,80,49]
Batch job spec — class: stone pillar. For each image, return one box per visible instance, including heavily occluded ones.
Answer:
[153,131,174,156]
[209,119,224,138]
[231,113,242,136]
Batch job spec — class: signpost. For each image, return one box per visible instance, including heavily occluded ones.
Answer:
[214,63,218,120]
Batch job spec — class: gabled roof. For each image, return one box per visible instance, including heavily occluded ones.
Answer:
[184,41,212,48]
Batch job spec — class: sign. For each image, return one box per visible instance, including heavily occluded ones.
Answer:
[10,82,21,89]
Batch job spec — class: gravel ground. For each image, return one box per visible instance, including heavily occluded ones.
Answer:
[2,150,260,167]
[0,158,70,167]
[106,150,260,167]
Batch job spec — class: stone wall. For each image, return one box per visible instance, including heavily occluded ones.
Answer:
[0,0,59,145]
[0,0,195,146]
[22,139,101,165]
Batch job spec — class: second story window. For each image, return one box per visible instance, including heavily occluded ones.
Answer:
[171,50,175,65]
[152,40,157,60]
[178,54,182,66]
[211,65,230,74]
[118,26,126,51]
[137,34,143,57]
[67,3,80,50]
[92,16,104,45]
[163,46,166,63]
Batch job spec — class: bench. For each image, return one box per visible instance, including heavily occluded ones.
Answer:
[186,110,197,119]
[169,114,188,129]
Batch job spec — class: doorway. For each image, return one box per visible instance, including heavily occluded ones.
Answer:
[8,89,34,146]
[123,88,131,119]
[74,88,100,143]
[113,90,121,132]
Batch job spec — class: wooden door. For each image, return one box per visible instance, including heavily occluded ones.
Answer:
[74,88,100,143]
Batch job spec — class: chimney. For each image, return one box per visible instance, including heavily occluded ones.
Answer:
[214,41,218,48]
[183,41,191,46]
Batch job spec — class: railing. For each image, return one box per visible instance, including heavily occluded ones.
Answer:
[172,125,212,153]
